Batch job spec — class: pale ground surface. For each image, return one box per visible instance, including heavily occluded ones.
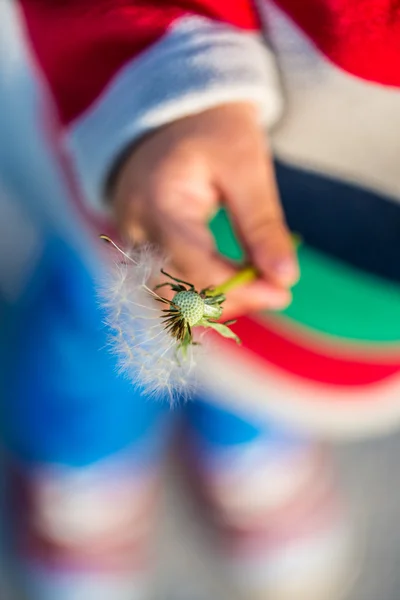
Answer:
[1,434,400,599]
[141,435,400,600]
[153,433,400,600]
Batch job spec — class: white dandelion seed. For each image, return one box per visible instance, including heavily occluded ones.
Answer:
[98,240,200,404]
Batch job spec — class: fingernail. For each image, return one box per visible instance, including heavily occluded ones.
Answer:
[267,291,292,310]
[250,282,292,310]
[274,258,299,285]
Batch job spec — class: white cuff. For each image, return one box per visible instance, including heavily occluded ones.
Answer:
[65,16,283,217]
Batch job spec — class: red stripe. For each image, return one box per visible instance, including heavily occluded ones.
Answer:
[228,316,400,386]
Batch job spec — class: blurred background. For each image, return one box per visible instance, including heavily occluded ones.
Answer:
[2,4,400,600]
[154,436,400,600]
[2,433,400,599]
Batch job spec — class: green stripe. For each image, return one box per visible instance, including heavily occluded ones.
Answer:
[210,209,400,343]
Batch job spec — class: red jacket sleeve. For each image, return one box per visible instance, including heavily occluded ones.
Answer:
[21,1,263,125]
[20,0,282,216]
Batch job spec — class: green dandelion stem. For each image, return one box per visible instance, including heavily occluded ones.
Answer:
[210,233,302,297]
[211,265,258,296]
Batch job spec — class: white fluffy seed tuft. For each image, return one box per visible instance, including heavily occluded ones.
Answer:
[98,244,199,404]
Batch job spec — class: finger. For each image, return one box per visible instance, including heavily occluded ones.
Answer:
[113,149,218,240]
[222,279,291,318]
[113,193,290,315]
[160,218,291,315]
[217,147,299,288]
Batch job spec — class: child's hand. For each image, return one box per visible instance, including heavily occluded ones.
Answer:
[111,103,298,317]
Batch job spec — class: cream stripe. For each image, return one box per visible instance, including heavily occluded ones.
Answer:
[198,342,400,439]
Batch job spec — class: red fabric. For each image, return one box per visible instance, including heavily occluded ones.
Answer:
[228,316,400,388]
[20,0,400,128]
[277,0,400,86]
[20,0,260,125]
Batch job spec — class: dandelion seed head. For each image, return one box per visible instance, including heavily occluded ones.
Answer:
[172,290,205,326]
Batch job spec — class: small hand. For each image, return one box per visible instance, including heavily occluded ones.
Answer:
[110,103,299,317]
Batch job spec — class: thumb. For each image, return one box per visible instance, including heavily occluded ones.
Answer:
[218,149,299,288]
